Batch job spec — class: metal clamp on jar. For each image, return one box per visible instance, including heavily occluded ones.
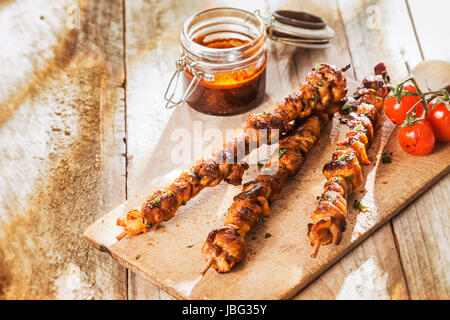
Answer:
[164,7,335,115]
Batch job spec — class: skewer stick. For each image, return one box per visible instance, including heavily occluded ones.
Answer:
[311,242,321,258]
[200,258,213,275]
[116,231,128,241]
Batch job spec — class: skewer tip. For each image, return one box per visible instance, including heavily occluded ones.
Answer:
[116,231,128,241]
[200,258,213,276]
[311,242,321,258]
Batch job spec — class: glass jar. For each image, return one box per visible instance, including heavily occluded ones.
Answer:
[166,8,267,116]
[164,7,335,115]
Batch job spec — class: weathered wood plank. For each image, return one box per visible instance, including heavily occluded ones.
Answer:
[337,0,422,83]
[0,0,127,299]
[295,223,409,299]
[390,0,450,300]
[407,0,450,61]
[392,174,450,299]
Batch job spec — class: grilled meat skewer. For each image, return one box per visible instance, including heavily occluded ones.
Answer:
[308,63,390,258]
[116,64,349,240]
[202,113,330,273]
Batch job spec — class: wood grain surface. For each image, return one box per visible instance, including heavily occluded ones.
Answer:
[0,0,127,299]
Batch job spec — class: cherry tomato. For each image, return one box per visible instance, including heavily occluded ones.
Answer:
[384,82,425,125]
[425,97,450,141]
[398,119,435,156]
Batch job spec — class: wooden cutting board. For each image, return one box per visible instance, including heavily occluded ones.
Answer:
[84,103,450,299]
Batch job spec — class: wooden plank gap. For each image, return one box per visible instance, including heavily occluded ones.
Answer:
[122,0,129,201]
[335,0,357,80]
[405,0,425,61]
[121,0,130,300]
[390,220,411,299]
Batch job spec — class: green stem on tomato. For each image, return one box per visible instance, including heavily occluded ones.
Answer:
[401,98,426,127]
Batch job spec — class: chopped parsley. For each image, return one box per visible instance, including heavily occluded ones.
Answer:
[135,255,141,260]
[167,190,175,196]
[345,175,352,181]
[354,200,368,211]
[336,176,342,183]
[314,63,322,71]
[279,148,287,159]
[263,111,271,116]
[265,233,272,238]
[382,151,392,164]
[181,201,187,206]
[342,104,353,111]
[352,124,365,131]
[341,104,353,115]
[186,244,194,248]
[337,154,349,162]
[313,91,320,103]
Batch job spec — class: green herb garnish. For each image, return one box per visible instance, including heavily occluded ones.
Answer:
[314,91,320,103]
[265,233,272,238]
[354,200,368,211]
[186,244,194,248]
[382,151,392,164]
[153,198,161,203]
[342,104,353,111]
[263,111,271,116]
[135,255,141,260]
[353,124,365,131]
[181,201,187,206]
[342,104,353,115]
[279,148,287,159]
[314,63,322,71]
[345,176,352,181]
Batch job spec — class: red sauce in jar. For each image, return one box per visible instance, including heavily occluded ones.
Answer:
[182,36,266,116]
